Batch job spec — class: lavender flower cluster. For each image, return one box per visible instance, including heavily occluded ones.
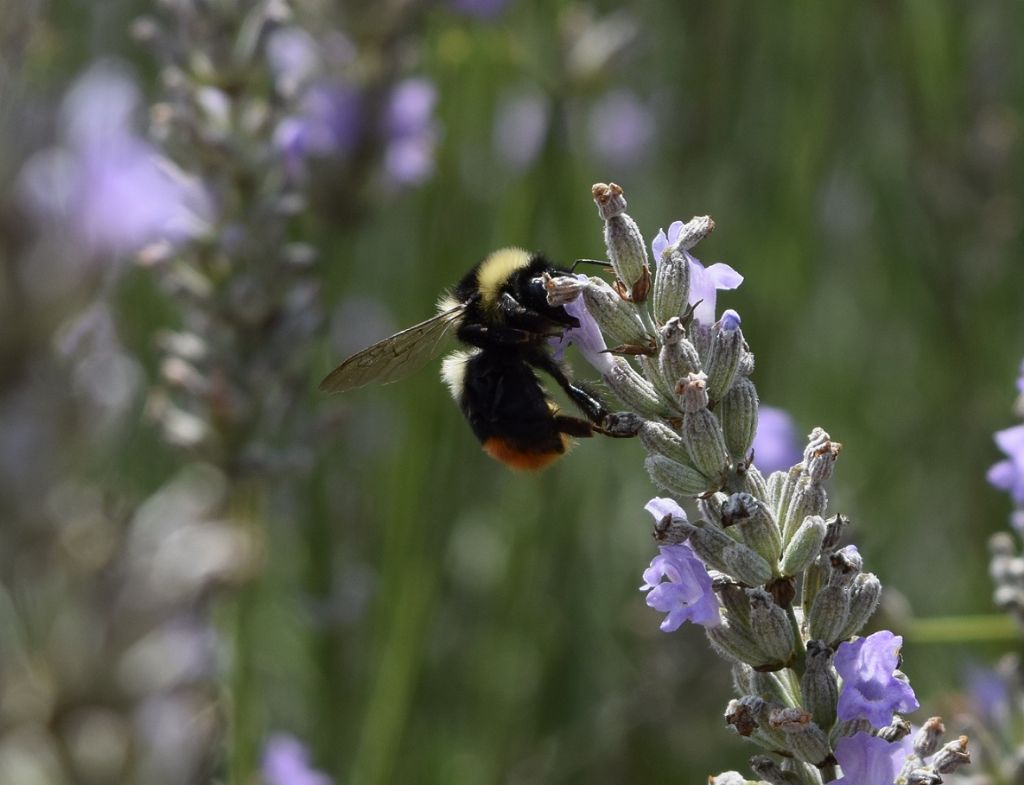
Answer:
[550,183,971,784]
[987,361,1024,628]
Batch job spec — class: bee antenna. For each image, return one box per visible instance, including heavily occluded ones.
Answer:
[569,258,613,273]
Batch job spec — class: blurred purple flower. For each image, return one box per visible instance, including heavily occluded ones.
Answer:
[987,425,1024,504]
[450,0,510,19]
[262,734,334,785]
[752,405,802,474]
[493,90,549,170]
[828,731,911,785]
[964,663,1009,725]
[640,498,721,632]
[382,78,439,186]
[1017,359,1024,394]
[266,27,321,96]
[275,83,363,173]
[554,285,616,376]
[587,90,655,167]
[18,61,209,255]
[651,223,743,324]
[835,630,919,728]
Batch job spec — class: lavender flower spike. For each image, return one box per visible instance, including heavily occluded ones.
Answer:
[651,221,743,324]
[639,498,721,632]
[987,424,1024,504]
[834,630,919,728]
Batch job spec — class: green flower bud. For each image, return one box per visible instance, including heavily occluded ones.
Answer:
[781,479,827,547]
[653,248,690,325]
[706,313,744,402]
[637,355,680,411]
[801,641,838,731]
[658,318,702,389]
[604,358,670,419]
[709,621,770,669]
[780,515,826,577]
[639,420,693,466]
[839,572,882,639]
[719,376,759,463]
[686,520,774,587]
[716,579,752,626]
[807,584,850,646]
[678,374,731,479]
[644,454,710,497]
[580,277,649,347]
[720,492,782,568]
[592,182,650,301]
[748,589,794,664]
[769,708,831,767]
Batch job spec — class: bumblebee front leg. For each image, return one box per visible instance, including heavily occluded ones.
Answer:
[528,352,608,424]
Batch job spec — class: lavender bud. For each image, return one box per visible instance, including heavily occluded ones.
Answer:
[839,572,882,639]
[748,589,794,664]
[800,641,838,731]
[652,248,690,325]
[905,770,942,785]
[658,318,703,388]
[913,717,945,758]
[779,515,826,577]
[930,735,971,775]
[719,375,759,464]
[678,374,732,479]
[637,354,680,410]
[592,182,650,301]
[772,466,801,528]
[806,584,850,646]
[801,555,828,612]
[716,578,752,626]
[605,358,670,418]
[687,521,774,587]
[698,491,727,527]
[768,708,831,766]
[877,716,913,742]
[803,427,832,464]
[806,439,841,483]
[645,454,710,497]
[739,464,771,503]
[751,669,799,708]
[781,478,827,547]
[542,272,586,306]
[721,492,782,567]
[707,773,752,785]
[639,420,693,466]
[725,696,768,738]
[706,310,744,402]
[750,755,803,785]
[710,622,771,669]
[821,514,848,551]
[580,277,650,347]
[672,215,716,251]
[690,321,713,364]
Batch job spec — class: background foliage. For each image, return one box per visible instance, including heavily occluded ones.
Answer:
[1,1,1022,783]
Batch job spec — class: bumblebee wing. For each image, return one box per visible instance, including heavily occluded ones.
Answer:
[318,304,467,393]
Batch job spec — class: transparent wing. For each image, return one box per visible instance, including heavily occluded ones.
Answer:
[318,304,467,393]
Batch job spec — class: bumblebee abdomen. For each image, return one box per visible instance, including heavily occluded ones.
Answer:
[482,435,568,471]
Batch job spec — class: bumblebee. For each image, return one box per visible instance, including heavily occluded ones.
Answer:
[320,248,632,470]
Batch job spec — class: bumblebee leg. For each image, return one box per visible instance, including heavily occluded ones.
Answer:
[528,352,608,424]
[498,292,579,331]
[553,414,596,438]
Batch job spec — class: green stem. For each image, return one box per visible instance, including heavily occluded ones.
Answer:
[903,614,1019,644]
[227,482,266,785]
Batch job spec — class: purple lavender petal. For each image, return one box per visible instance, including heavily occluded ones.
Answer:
[644,496,687,523]
[650,221,683,260]
[639,539,720,632]
[829,732,910,785]
[752,405,802,474]
[385,78,437,138]
[561,290,615,376]
[262,734,334,785]
[835,631,919,728]
[964,663,1010,725]
[1017,359,1024,394]
[990,424,1024,503]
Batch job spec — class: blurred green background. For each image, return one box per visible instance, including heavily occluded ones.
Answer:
[2,1,1023,783]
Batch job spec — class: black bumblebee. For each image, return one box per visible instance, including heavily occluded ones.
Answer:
[320,248,631,470]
